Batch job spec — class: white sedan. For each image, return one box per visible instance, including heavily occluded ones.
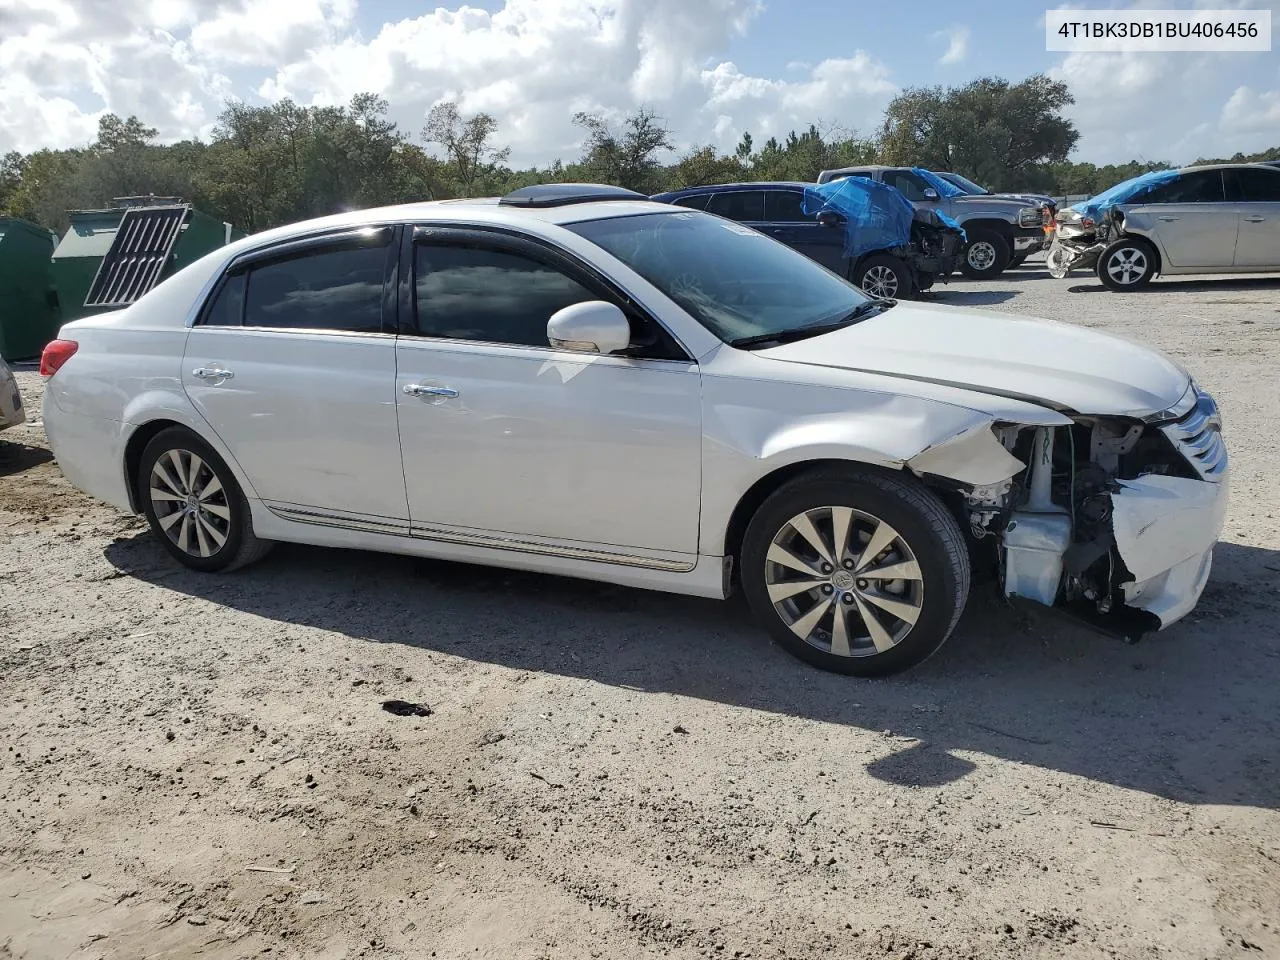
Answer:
[40,184,1228,676]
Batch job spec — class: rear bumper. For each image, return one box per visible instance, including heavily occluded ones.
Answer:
[43,403,133,512]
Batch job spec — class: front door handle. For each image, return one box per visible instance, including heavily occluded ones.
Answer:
[1157,215,1180,222]
[403,384,459,399]
[192,366,234,382]
[1243,216,1266,223]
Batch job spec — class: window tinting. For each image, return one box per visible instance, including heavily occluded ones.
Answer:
[201,272,246,326]
[883,171,928,202]
[1142,171,1226,204]
[705,191,766,222]
[673,194,710,211]
[766,190,810,222]
[414,244,596,347]
[243,244,386,332]
[1235,168,1280,202]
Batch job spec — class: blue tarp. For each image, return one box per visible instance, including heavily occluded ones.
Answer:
[802,177,915,260]
[1077,169,1180,223]
[933,208,966,239]
[911,167,965,199]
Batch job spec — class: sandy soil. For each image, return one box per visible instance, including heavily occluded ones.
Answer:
[2,263,1279,960]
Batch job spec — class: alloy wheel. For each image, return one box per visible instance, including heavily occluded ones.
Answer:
[966,240,997,271]
[861,265,899,299]
[149,448,232,558]
[1105,247,1147,285]
[765,506,924,658]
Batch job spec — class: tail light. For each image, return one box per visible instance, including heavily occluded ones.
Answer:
[40,339,78,377]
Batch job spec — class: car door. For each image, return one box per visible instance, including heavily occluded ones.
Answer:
[760,188,847,274]
[1226,166,1280,268]
[1125,170,1236,269]
[394,227,703,563]
[182,227,408,528]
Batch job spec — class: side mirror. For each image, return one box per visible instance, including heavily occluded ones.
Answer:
[816,210,845,227]
[921,188,940,201]
[547,300,631,354]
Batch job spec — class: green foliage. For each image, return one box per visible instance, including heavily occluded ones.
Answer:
[573,108,674,193]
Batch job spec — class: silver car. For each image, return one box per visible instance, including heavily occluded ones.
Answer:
[0,356,25,433]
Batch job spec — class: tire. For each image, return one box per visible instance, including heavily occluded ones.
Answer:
[138,426,272,572]
[740,467,971,677]
[853,254,914,300]
[1008,253,1029,269]
[959,229,1011,280]
[1097,237,1157,291]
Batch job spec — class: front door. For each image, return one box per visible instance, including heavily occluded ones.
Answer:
[182,228,407,525]
[395,229,703,562]
[1228,166,1280,268]
[1130,169,1237,269]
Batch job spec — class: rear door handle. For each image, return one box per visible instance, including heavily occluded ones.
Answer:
[192,366,234,382]
[403,384,459,399]
[1243,216,1266,223]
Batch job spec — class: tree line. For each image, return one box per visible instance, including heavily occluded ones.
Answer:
[2,75,1276,236]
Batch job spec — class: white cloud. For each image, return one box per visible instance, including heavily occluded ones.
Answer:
[189,0,357,67]
[935,25,970,66]
[1220,85,1280,135]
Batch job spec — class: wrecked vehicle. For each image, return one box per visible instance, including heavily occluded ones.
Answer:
[650,179,964,299]
[41,184,1227,677]
[1048,163,1280,290]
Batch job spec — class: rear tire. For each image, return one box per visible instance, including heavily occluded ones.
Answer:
[959,229,1010,279]
[138,427,272,572]
[740,468,971,677]
[1097,237,1157,291]
[853,254,914,300]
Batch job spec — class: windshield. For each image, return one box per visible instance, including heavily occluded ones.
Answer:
[940,172,988,195]
[567,211,870,344]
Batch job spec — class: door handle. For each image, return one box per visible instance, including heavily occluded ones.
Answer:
[1157,216,1180,222]
[403,384,459,399]
[1243,216,1266,223]
[192,366,234,382]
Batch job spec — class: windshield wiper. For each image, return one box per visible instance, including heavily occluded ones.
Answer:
[729,299,892,349]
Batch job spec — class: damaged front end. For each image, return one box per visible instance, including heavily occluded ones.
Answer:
[1045,208,1115,279]
[911,384,1228,640]
[908,208,966,289]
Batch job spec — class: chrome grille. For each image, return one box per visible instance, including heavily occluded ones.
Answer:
[1160,395,1226,481]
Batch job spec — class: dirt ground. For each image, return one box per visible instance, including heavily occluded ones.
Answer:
[2,261,1279,960]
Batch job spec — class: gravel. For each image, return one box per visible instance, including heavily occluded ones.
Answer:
[2,260,1278,959]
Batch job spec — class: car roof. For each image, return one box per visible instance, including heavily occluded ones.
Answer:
[657,181,811,197]
[1177,162,1280,174]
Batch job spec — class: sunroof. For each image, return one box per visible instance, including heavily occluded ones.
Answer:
[84,204,188,307]
[498,183,648,208]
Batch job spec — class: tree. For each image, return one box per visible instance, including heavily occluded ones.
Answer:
[573,108,673,192]
[94,114,158,151]
[879,75,1079,190]
[668,146,745,188]
[747,125,875,182]
[422,101,510,197]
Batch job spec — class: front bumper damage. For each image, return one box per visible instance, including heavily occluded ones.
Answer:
[907,384,1228,639]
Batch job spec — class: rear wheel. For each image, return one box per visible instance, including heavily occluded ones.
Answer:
[740,468,971,677]
[853,254,914,300]
[959,229,1010,279]
[138,427,272,572]
[1097,237,1157,291]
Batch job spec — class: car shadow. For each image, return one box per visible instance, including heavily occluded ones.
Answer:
[1068,276,1280,295]
[102,533,1280,811]
[923,289,1019,306]
[0,441,53,478]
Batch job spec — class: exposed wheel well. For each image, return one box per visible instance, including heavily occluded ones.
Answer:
[123,419,184,513]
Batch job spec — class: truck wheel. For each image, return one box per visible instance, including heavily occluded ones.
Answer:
[959,229,1010,280]
[1097,237,1157,291]
[740,468,971,677]
[853,254,914,300]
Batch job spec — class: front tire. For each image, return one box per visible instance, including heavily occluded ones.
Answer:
[138,427,272,572]
[853,254,914,300]
[740,468,971,677]
[959,229,1010,279]
[1097,237,1157,291]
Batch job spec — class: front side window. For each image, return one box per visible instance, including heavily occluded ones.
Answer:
[414,244,595,347]
[883,171,929,202]
[242,244,387,332]
[568,210,869,344]
[1142,171,1226,204]
[705,191,766,222]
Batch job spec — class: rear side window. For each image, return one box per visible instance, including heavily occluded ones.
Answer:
[766,190,810,222]
[706,191,766,222]
[242,244,387,332]
[1142,171,1226,204]
[673,194,710,211]
[414,244,595,347]
[201,273,246,326]
[1233,168,1280,202]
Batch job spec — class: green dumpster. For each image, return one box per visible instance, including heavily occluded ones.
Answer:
[51,196,242,326]
[0,217,59,361]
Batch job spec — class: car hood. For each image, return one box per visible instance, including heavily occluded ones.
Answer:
[951,195,1036,211]
[756,301,1189,418]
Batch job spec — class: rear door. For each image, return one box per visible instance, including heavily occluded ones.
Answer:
[1128,170,1236,269]
[1227,166,1280,268]
[182,228,408,527]
[761,188,847,274]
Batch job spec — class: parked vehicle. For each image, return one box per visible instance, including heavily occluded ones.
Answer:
[1047,163,1280,290]
[933,172,1056,268]
[42,184,1227,677]
[0,356,24,434]
[651,180,964,299]
[817,165,1047,279]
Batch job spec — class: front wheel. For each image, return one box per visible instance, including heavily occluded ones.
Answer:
[853,254,914,300]
[959,229,1011,280]
[1097,237,1157,291]
[740,468,971,677]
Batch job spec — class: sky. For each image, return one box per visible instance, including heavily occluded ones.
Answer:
[1,0,1277,168]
